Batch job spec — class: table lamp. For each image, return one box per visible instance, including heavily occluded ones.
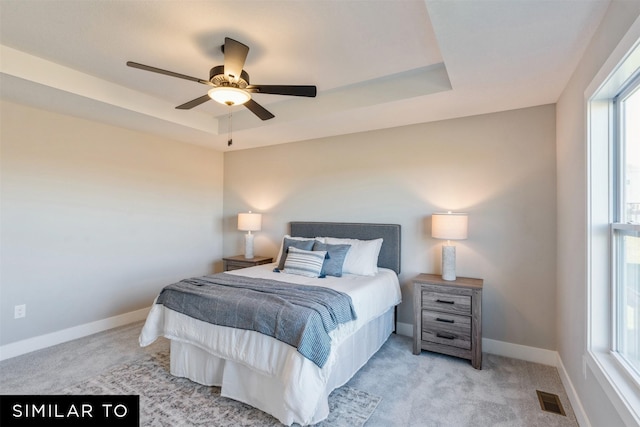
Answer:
[432,212,468,281]
[238,211,262,259]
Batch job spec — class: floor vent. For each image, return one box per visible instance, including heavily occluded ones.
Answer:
[536,390,566,416]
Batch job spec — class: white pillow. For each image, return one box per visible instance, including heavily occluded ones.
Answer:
[283,247,327,278]
[323,237,383,276]
[275,235,324,267]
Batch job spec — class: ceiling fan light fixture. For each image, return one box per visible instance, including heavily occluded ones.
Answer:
[208,87,251,106]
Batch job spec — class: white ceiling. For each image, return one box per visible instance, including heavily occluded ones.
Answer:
[0,0,610,151]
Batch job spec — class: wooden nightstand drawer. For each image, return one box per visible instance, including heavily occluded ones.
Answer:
[223,255,273,271]
[225,261,251,271]
[421,311,471,350]
[422,290,471,315]
[413,273,483,369]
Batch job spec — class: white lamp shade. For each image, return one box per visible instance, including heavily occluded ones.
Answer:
[238,212,262,232]
[432,212,468,240]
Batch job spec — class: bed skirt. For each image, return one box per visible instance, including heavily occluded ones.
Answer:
[169,307,395,426]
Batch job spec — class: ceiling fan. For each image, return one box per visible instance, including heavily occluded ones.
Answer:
[126,37,317,121]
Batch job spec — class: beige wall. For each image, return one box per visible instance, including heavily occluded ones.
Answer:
[556,2,640,426]
[0,101,225,346]
[224,105,557,349]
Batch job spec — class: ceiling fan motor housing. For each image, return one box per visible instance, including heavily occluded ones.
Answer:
[209,65,250,88]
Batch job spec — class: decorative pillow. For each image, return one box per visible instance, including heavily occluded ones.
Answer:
[323,237,383,276]
[276,236,319,270]
[312,242,351,277]
[283,247,327,278]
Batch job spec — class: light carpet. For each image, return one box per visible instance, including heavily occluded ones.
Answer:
[1,322,578,427]
[61,351,379,427]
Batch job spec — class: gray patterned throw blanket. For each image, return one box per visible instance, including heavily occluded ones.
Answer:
[155,273,357,368]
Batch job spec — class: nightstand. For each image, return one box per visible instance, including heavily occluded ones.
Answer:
[223,255,273,271]
[413,273,483,369]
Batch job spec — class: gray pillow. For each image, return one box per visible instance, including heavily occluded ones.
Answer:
[277,238,315,270]
[313,242,351,277]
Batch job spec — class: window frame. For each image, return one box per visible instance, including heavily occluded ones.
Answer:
[586,23,640,426]
[611,80,640,382]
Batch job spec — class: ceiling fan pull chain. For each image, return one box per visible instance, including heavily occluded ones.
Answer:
[227,106,233,146]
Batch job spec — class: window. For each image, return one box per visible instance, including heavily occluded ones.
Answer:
[613,76,640,379]
[587,27,640,426]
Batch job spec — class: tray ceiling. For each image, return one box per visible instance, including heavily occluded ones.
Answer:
[0,0,610,151]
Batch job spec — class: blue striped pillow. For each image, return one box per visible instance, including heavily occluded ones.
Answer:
[283,247,327,278]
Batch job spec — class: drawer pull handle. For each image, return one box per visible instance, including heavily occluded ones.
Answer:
[436,332,456,340]
[436,299,455,305]
[436,317,454,323]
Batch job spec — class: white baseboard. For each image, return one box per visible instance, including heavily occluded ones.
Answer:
[396,320,414,337]
[556,354,591,427]
[482,337,559,366]
[0,308,150,362]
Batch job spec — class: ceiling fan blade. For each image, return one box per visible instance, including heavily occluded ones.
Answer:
[223,38,249,82]
[246,85,317,97]
[126,61,213,86]
[176,94,211,110]
[244,99,275,121]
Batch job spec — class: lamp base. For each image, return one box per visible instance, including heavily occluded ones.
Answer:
[244,233,254,259]
[442,245,456,281]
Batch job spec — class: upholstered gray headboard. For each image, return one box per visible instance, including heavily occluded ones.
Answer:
[289,222,401,274]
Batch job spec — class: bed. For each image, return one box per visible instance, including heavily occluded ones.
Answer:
[139,221,402,426]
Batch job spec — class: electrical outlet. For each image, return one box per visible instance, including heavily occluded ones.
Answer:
[14,304,26,319]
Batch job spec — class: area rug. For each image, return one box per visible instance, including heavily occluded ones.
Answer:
[61,352,380,426]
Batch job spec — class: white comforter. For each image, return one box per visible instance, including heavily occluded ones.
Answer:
[139,264,401,425]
